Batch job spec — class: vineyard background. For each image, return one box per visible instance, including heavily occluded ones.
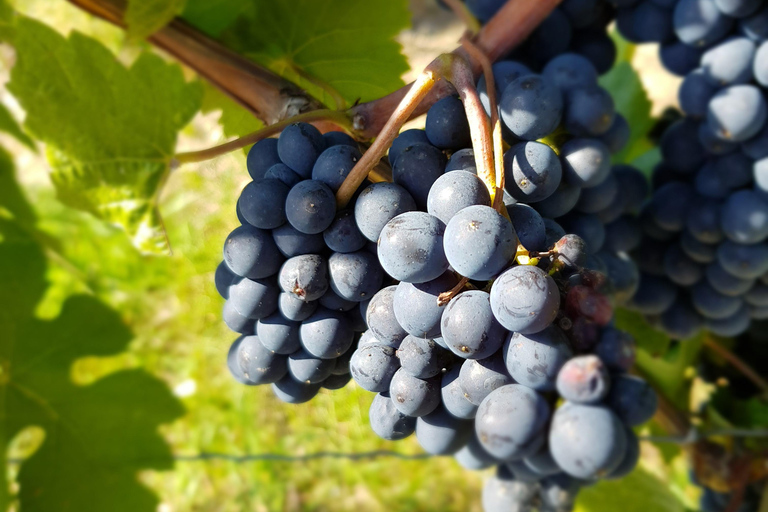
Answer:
[1,0,705,511]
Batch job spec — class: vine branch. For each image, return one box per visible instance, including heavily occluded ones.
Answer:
[703,335,768,394]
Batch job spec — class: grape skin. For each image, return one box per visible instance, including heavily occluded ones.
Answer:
[378,211,449,284]
[490,265,560,334]
[393,272,457,338]
[503,325,574,392]
[441,290,507,360]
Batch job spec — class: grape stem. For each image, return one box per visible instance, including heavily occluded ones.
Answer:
[441,0,482,35]
[334,61,443,207]
[437,276,470,306]
[460,36,507,214]
[172,110,354,166]
[702,335,768,394]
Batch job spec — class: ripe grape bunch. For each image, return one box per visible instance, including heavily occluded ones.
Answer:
[213,2,661,510]
[611,0,768,341]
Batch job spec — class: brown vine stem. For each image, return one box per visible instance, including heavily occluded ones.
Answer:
[703,335,768,393]
[460,36,507,213]
[438,277,470,306]
[335,59,446,208]
[173,110,353,165]
[442,0,482,35]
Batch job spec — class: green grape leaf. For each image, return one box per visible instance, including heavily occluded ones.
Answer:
[201,82,263,139]
[0,177,184,511]
[615,308,672,356]
[0,101,33,149]
[4,16,202,253]
[599,36,654,166]
[125,0,187,39]
[576,468,686,512]
[638,335,704,408]
[182,0,246,37]
[220,0,410,108]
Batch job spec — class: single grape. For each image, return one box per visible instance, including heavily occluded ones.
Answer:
[441,364,479,420]
[215,261,236,299]
[349,344,400,392]
[531,180,582,219]
[482,470,538,512]
[702,36,757,86]
[445,147,477,173]
[454,432,499,470]
[365,286,408,347]
[663,244,704,286]
[392,144,447,210]
[499,75,563,141]
[673,0,734,47]
[715,0,761,17]
[660,299,705,339]
[441,290,507,360]
[608,425,641,479]
[354,182,417,243]
[475,384,550,461]
[393,271,457,338]
[388,129,430,167]
[271,223,325,258]
[222,300,256,334]
[278,254,329,302]
[256,312,300,354]
[323,131,357,148]
[223,224,283,279]
[707,303,751,336]
[264,163,302,187]
[397,335,451,379]
[236,335,288,385]
[277,123,325,178]
[549,403,627,479]
[571,29,617,75]
[311,144,362,192]
[458,350,513,405]
[556,355,610,404]
[369,392,417,441]
[271,374,321,404]
[278,292,318,321]
[299,307,354,359]
[322,209,366,254]
[706,262,756,296]
[659,40,704,76]
[691,280,743,319]
[504,142,563,203]
[707,85,768,142]
[504,325,573,392]
[595,327,636,372]
[287,347,336,384]
[477,60,533,116]
[285,179,336,234]
[628,274,677,314]
[605,374,658,426]
[575,172,618,214]
[660,119,706,174]
[560,138,611,188]
[246,138,281,181]
[389,369,441,417]
[425,95,471,150]
[444,205,518,280]
[378,211,448,283]
[327,250,383,302]
[542,53,598,92]
[679,69,717,119]
[599,114,631,153]
[490,265,560,334]
[427,170,492,225]
[564,85,615,136]
[717,240,768,279]
[415,405,474,455]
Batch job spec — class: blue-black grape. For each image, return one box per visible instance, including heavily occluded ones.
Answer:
[679,70,717,118]
[754,40,768,86]
[560,138,611,188]
[605,374,658,426]
[701,36,756,85]
[707,303,751,336]
[441,364,479,420]
[477,61,533,116]
[745,282,768,305]
[222,300,256,333]
[377,211,448,283]
[354,182,417,243]
[660,299,704,339]
[278,254,329,302]
[522,9,574,66]
[482,470,538,512]
[277,123,325,178]
[415,405,474,455]
[323,131,357,148]
[256,312,300,354]
[323,373,351,390]
[350,343,400,392]
[504,142,563,203]
[499,75,563,141]
[393,271,457,338]
[715,0,761,17]
[271,223,325,258]
[271,374,321,404]
[740,5,768,39]
[264,163,302,188]
[458,350,513,405]
[599,113,631,153]
[549,402,627,479]
[532,180,582,219]
[660,40,704,76]
[455,432,499,470]
[397,335,451,379]
[236,335,288,384]
[595,327,636,372]
[721,189,768,244]
[503,325,573,391]
[246,138,281,181]
[707,85,768,141]
[323,209,367,253]
[327,250,383,302]
[660,119,705,174]
[691,280,743,319]
[427,170,491,225]
[465,0,506,22]
[223,224,284,279]
[444,205,518,280]
[559,212,606,253]
[392,144,447,210]
[388,129,430,167]
[556,354,610,404]
[299,307,354,359]
[475,384,550,461]
[365,286,408,347]
[717,240,768,278]
[706,262,756,296]
[287,347,336,383]
[389,369,441,417]
[607,425,640,479]
[285,179,336,234]
[441,290,507,360]
[542,52,598,92]
[369,392,416,441]
[215,261,236,299]
[575,172,618,214]
[673,0,734,47]
[571,29,617,75]
[663,244,704,286]
[278,292,318,322]
[647,181,695,232]
[237,179,289,230]
[311,144,362,192]
[628,274,677,314]
[564,85,615,136]
[425,95,471,151]
[604,216,642,252]
[543,218,567,249]
[490,265,560,334]
[445,148,477,173]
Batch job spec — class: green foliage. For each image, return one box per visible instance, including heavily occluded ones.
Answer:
[615,308,672,356]
[0,102,33,149]
[220,0,410,108]
[576,468,687,512]
[599,40,655,168]
[125,0,187,39]
[182,0,246,38]
[2,15,202,253]
[0,154,184,512]
[201,82,263,138]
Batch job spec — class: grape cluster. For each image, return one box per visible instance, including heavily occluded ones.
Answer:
[611,0,768,339]
[343,55,657,512]
[216,124,386,402]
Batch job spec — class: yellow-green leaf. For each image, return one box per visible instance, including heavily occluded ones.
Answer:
[126,0,187,39]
